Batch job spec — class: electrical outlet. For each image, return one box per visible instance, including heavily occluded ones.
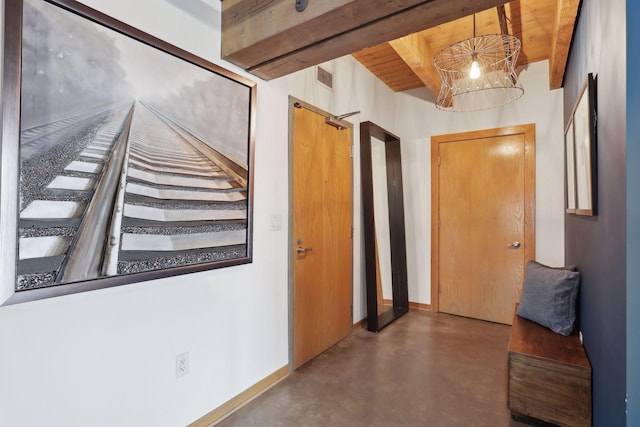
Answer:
[176,352,189,378]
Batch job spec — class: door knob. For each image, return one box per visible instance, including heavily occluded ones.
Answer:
[297,247,313,254]
[507,241,521,249]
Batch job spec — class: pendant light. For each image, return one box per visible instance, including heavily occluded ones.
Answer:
[433,11,524,112]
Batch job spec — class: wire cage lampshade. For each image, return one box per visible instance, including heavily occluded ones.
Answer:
[433,33,524,112]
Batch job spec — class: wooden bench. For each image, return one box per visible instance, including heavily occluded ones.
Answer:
[508,305,592,426]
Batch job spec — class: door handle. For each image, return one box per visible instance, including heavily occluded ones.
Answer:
[297,247,313,254]
[507,241,521,249]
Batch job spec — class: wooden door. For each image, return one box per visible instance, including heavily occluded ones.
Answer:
[431,125,535,325]
[291,101,352,368]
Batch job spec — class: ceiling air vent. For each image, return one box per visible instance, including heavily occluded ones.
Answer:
[316,66,333,90]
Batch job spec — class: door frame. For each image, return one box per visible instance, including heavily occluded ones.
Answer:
[287,96,354,369]
[430,124,536,314]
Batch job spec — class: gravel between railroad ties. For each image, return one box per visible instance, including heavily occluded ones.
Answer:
[122,223,245,235]
[20,226,76,238]
[17,272,58,290]
[118,246,246,275]
[20,113,113,209]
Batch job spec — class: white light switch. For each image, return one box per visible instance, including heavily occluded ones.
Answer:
[270,214,282,231]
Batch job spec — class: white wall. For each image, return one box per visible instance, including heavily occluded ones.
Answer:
[0,1,288,425]
[0,1,566,425]
[0,0,400,425]
[395,60,566,304]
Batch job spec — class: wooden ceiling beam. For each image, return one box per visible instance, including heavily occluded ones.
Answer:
[222,0,511,80]
[497,5,509,35]
[388,33,441,96]
[549,0,580,89]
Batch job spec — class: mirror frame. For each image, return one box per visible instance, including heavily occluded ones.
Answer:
[360,121,409,332]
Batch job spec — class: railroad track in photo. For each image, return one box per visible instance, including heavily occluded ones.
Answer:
[18,101,248,290]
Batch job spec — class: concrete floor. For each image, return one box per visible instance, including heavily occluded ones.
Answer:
[217,311,531,427]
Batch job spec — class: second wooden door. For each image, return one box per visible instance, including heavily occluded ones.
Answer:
[432,125,535,325]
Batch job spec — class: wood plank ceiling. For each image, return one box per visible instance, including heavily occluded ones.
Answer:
[221,0,580,98]
[353,0,579,96]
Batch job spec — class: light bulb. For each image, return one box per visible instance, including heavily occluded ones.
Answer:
[469,60,481,79]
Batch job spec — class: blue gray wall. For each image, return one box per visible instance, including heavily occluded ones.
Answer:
[627,1,640,423]
[563,0,627,424]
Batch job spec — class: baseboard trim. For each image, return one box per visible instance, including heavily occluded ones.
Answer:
[353,318,367,331]
[381,300,432,312]
[189,365,290,427]
[409,302,431,312]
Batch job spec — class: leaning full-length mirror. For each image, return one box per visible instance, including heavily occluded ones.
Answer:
[370,136,394,309]
[360,121,409,332]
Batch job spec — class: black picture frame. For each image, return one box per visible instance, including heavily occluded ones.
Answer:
[565,73,597,216]
[0,0,256,305]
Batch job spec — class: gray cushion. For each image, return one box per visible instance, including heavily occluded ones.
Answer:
[516,260,580,336]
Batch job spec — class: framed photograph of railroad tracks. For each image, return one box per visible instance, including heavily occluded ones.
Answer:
[0,0,256,305]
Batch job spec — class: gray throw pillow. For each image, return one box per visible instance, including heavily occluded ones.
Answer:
[516,260,580,336]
